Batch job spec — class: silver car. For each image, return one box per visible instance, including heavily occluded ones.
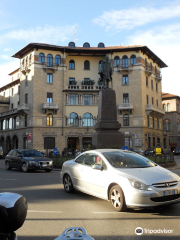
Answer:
[60,149,180,211]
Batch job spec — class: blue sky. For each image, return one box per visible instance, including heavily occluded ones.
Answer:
[0,0,180,95]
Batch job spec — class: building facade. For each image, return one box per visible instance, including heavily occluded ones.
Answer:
[0,42,167,154]
[162,93,180,150]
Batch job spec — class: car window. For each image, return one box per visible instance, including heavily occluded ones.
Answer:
[17,151,22,157]
[102,151,157,168]
[8,150,14,155]
[12,151,17,156]
[95,155,107,170]
[84,153,97,167]
[22,150,43,157]
[75,154,85,164]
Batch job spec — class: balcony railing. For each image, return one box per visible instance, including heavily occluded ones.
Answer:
[0,96,10,104]
[41,62,59,71]
[68,85,103,90]
[20,66,30,74]
[17,104,30,111]
[116,64,134,73]
[0,108,18,117]
[145,104,165,116]
[42,103,59,110]
[155,74,162,82]
[145,67,153,77]
[118,103,134,110]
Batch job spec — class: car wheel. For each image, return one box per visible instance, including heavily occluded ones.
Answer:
[45,169,52,172]
[22,162,28,172]
[6,161,11,170]
[63,174,74,193]
[109,185,127,212]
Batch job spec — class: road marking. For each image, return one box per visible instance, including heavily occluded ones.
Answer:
[28,210,62,213]
[0,178,17,181]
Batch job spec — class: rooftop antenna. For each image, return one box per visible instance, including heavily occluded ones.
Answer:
[72,27,78,42]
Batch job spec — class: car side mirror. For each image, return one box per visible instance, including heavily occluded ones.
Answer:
[92,164,103,171]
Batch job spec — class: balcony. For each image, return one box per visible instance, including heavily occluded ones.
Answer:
[42,62,59,72]
[42,103,59,114]
[17,103,30,115]
[67,84,103,91]
[0,108,18,117]
[117,64,133,73]
[21,66,31,75]
[155,74,162,82]
[145,67,153,77]
[145,104,165,117]
[0,96,10,104]
[118,103,133,110]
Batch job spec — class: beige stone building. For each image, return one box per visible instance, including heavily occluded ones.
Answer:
[0,42,167,154]
[162,93,180,150]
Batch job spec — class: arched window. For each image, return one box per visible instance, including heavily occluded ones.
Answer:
[22,59,25,67]
[69,42,75,47]
[68,112,79,126]
[114,56,120,66]
[150,63,152,71]
[122,55,128,68]
[39,53,45,63]
[163,119,171,131]
[123,114,129,126]
[29,55,32,64]
[145,58,147,68]
[55,55,61,65]
[47,114,53,126]
[99,60,102,70]
[26,57,28,67]
[82,113,93,127]
[83,42,90,48]
[69,60,75,69]
[47,54,53,67]
[98,42,105,48]
[167,103,170,112]
[130,55,136,65]
[84,60,90,70]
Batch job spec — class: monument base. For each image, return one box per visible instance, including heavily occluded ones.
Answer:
[92,130,124,149]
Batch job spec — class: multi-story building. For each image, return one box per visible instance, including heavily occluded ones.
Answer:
[0,42,167,154]
[162,92,180,150]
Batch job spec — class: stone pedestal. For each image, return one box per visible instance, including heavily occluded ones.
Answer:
[92,89,124,148]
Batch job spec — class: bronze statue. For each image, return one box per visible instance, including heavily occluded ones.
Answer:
[99,55,113,88]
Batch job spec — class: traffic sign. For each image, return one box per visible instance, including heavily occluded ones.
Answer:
[53,148,58,156]
[28,132,32,137]
[28,136,31,140]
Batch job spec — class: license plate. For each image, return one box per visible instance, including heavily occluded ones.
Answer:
[163,190,175,196]
[42,164,48,167]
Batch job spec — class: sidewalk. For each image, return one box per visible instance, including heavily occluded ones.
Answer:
[166,156,180,170]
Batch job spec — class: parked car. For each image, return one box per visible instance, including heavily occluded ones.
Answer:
[144,147,155,156]
[5,149,53,172]
[61,149,180,212]
[173,147,180,155]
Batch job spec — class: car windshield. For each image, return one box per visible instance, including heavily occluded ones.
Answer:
[22,150,43,157]
[102,151,157,168]
[176,147,180,150]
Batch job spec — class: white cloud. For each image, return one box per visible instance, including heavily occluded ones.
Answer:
[0,25,77,45]
[0,55,11,60]
[0,60,19,88]
[126,24,180,96]
[92,4,180,31]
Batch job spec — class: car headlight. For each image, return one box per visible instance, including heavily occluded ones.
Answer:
[49,160,53,165]
[128,179,153,191]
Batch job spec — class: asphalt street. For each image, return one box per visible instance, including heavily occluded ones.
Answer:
[0,158,180,240]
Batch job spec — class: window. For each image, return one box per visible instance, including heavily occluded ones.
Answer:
[156,99,158,107]
[114,56,120,66]
[98,42,105,48]
[68,112,79,126]
[147,115,150,127]
[75,154,85,164]
[69,94,78,105]
[153,137,155,147]
[25,76,28,86]
[18,86,20,95]
[157,118,159,129]
[2,119,6,130]
[47,114,53,126]
[123,93,129,103]
[156,83,158,92]
[39,53,45,63]
[167,103,170,112]
[68,42,75,47]
[84,78,90,85]
[13,117,16,129]
[122,75,128,85]
[47,93,53,103]
[146,77,148,86]
[11,103,13,109]
[153,117,155,128]
[130,55,136,65]
[29,55,32,64]
[26,57,28,67]
[84,60,90,70]
[25,94,28,104]
[163,103,166,111]
[82,113,93,126]
[83,94,93,105]
[25,115,27,127]
[163,120,171,131]
[155,66,157,75]
[22,59,25,67]
[152,97,154,105]
[55,55,61,65]
[83,42,90,48]
[99,60,102,70]
[47,54,53,67]
[151,80,153,90]
[9,118,12,129]
[69,60,75,69]
[122,56,128,68]
[123,114,129,126]
[69,78,75,85]
[3,92,5,97]
[47,73,53,84]
[145,59,147,68]
[147,95,149,104]
[150,63,152,71]
[11,88,14,96]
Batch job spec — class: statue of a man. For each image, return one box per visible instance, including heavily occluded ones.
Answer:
[99,55,113,88]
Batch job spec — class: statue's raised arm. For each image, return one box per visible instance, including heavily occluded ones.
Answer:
[99,55,113,88]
